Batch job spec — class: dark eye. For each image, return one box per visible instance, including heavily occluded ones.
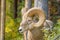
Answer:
[27,20,32,24]
[28,20,31,21]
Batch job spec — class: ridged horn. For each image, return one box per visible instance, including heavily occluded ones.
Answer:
[24,7,46,27]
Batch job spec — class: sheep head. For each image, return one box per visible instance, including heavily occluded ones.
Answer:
[19,8,46,33]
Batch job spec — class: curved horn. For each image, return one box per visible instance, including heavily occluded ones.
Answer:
[23,7,46,27]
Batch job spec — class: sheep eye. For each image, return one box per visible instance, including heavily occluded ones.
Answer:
[27,20,32,24]
[28,20,31,21]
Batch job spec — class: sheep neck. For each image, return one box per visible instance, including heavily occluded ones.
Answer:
[24,27,44,40]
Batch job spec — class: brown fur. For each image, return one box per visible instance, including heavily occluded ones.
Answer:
[23,27,44,40]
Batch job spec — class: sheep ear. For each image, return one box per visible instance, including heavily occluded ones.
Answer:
[21,7,28,16]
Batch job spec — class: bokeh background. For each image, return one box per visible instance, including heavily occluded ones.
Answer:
[5,0,60,40]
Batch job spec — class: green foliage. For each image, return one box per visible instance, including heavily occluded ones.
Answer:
[5,0,24,40]
[5,0,60,40]
[43,16,60,40]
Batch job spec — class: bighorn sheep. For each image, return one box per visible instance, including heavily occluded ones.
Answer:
[19,8,53,40]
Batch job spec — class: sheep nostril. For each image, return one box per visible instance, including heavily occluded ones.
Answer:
[19,29,22,31]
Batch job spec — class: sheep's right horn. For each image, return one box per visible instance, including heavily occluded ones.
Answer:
[25,8,46,27]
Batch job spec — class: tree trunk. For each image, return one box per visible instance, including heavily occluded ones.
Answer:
[1,0,6,40]
[34,0,48,19]
[14,0,17,19]
[57,0,60,15]
[0,0,1,39]
[25,0,32,9]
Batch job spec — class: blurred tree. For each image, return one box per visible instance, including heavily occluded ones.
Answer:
[14,0,18,19]
[0,0,1,39]
[5,0,60,40]
[5,0,24,40]
[1,0,6,40]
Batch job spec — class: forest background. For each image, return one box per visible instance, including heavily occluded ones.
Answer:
[5,0,60,40]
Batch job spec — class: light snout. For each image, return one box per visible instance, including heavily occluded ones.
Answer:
[18,27,23,33]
